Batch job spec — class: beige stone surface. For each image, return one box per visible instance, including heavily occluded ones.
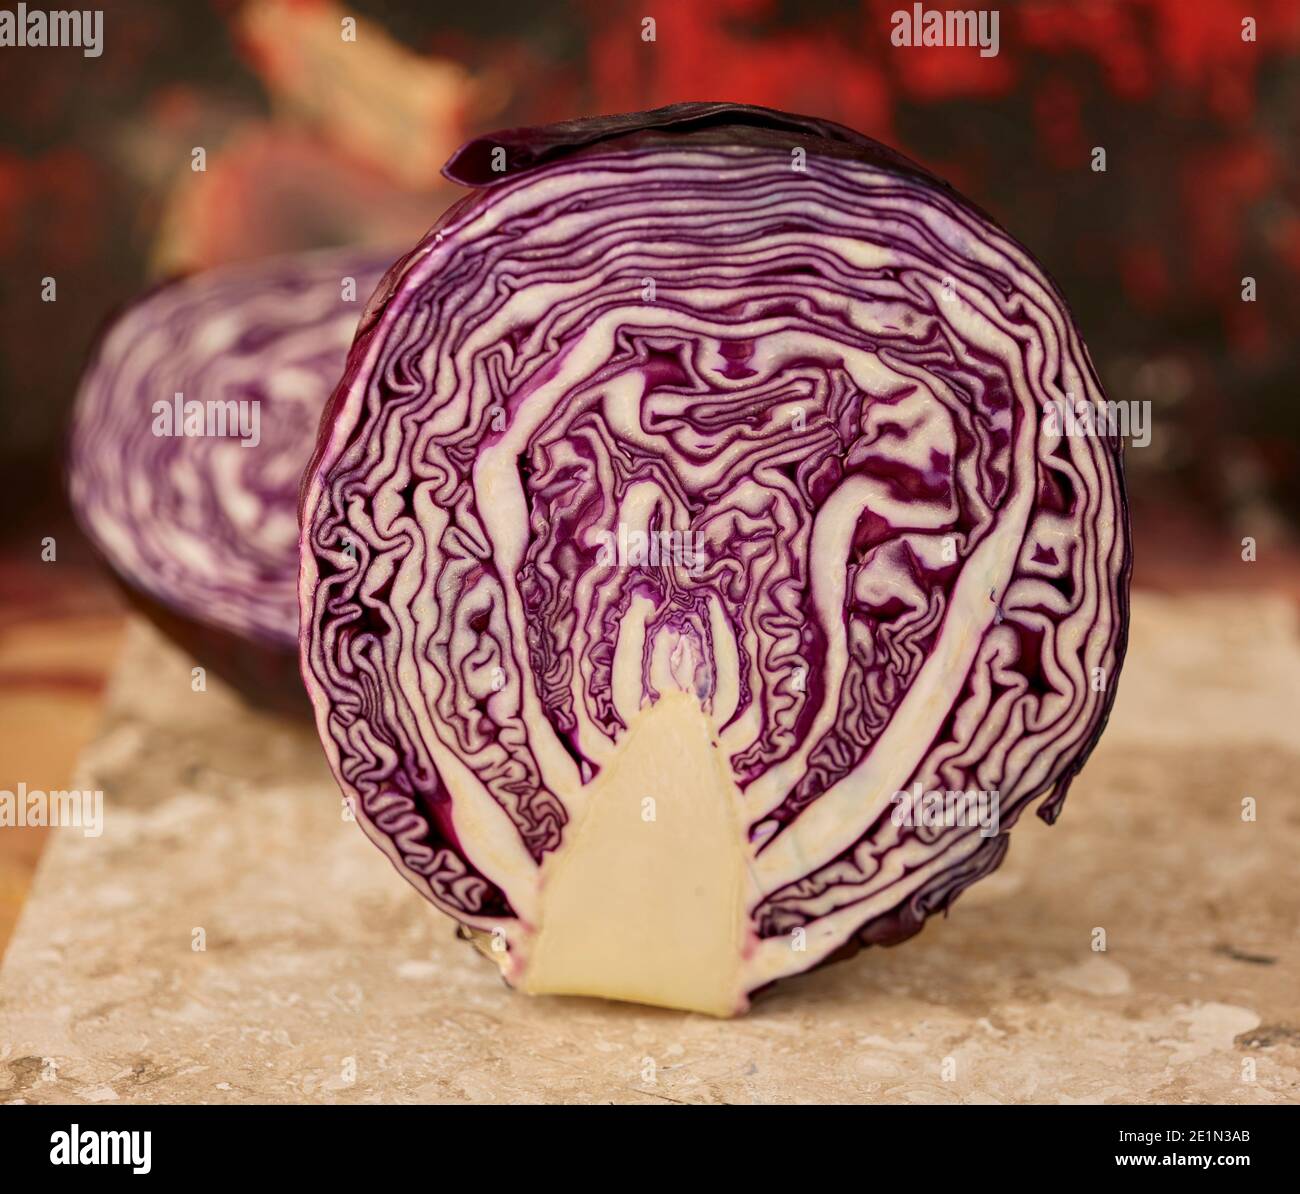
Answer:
[1,593,1298,1105]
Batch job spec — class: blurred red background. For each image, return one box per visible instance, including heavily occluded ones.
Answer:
[2,0,1298,569]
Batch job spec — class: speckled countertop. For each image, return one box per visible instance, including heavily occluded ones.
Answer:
[1,592,1297,1104]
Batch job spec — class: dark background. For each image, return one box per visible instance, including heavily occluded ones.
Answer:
[2,0,1298,582]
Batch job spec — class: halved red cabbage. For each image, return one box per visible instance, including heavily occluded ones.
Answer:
[69,249,389,709]
[300,104,1131,1015]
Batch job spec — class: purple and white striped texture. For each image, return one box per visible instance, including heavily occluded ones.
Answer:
[300,104,1130,1012]
[69,249,390,708]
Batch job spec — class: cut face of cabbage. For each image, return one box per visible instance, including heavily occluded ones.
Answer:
[69,249,390,707]
[300,104,1130,1015]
